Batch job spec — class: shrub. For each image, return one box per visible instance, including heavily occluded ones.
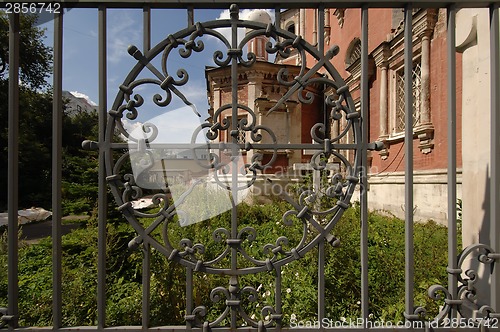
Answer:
[0,203,449,327]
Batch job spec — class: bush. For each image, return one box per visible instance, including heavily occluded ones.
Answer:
[0,202,449,327]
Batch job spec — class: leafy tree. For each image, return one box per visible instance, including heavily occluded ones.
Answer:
[0,12,52,90]
[0,13,54,210]
[0,85,55,210]
[61,109,99,215]
[0,12,100,214]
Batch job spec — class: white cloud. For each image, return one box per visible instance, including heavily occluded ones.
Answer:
[69,91,98,106]
[214,9,274,47]
[113,76,209,124]
[122,105,205,145]
[122,107,250,226]
[107,10,142,65]
[121,119,144,136]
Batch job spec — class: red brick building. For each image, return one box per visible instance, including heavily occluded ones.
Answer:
[277,8,463,223]
[206,8,463,222]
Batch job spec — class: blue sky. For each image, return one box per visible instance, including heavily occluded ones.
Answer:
[40,7,274,142]
[37,7,275,218]
[42,8,225,110]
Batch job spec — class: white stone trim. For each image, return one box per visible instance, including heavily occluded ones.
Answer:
[368,168,463,184]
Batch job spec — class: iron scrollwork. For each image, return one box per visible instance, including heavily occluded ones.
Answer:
[427,243,500,325]
[0,308,15,329]
[105,4,361,328]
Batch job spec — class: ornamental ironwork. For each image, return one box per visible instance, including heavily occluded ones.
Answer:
[105,4,361,328]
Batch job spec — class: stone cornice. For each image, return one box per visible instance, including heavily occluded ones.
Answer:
[345,57,375,87]
[387,8,438,64]
[206,61,304,89]
[372,42,392,67]
[391,8,438,39]
[255,97,299,112]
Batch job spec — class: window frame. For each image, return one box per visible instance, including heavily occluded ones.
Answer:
[390,56,423,137]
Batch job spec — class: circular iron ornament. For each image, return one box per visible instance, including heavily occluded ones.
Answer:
[104,5,361,276]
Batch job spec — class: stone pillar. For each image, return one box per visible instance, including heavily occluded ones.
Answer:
[420,32,431,124]
[324,9,331,45]
[312,9,317,46]
[247,71,264,164]
[296,9,306,66]
[456,7,493,313]
[379,65,389,138]
[299,9,306,37]
[331,117,340,139]
[457,8,491,249]
[413,11,436,154]
[373,43,391,159]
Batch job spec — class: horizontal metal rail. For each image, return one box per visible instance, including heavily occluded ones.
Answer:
[1,0,499,8]
[103,143,365,150]
[1,327,495,332]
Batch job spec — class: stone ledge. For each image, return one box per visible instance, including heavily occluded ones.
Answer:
[368,168,463,185]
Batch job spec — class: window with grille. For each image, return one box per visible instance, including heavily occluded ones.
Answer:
[395,60,422,132]
[236,125,246,144]
[225,116,247,144]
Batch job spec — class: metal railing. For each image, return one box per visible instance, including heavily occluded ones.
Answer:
[2,1,500,330]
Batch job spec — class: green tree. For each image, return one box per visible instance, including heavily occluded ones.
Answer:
[0,83,54,209]
[61,109,99,215]
[0,13,100,214]
[0,12,52,89]
[0,12,54,210]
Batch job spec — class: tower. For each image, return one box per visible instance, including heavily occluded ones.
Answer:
[246,10,272,62]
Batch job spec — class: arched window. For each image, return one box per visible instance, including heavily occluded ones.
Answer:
[345,38,362,68]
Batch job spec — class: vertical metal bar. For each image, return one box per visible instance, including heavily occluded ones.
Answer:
[360,5,369,322]
[275,6,281,47]
[490,3,500,313]
[52,10,63,329]
[318,5,324,54]
[141,7,151,328]
[142,243,151,328]
[317,240,325,321]
[7,12,19,329]
[317,5,326,323]
[403,4,415,320]
[143,5,151,52]
[275,266,282,330]
[187,6,194,27]
[274,6,281,29]
[185,267,193,329]
[97,5,108,329]
[312,9,318,46]
[446,5,458,319]
[318,5,328,136]
[230,6,239,329]
[230,5,238,256]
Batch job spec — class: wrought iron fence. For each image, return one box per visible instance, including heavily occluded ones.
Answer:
[1,0,500,330]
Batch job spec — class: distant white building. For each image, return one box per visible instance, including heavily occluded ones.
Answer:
[62,90,97,115]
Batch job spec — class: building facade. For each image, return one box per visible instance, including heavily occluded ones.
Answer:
[205,10,327,198]
[275,8,464,224]
[204,8,492,226]
[62,90,98,115]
